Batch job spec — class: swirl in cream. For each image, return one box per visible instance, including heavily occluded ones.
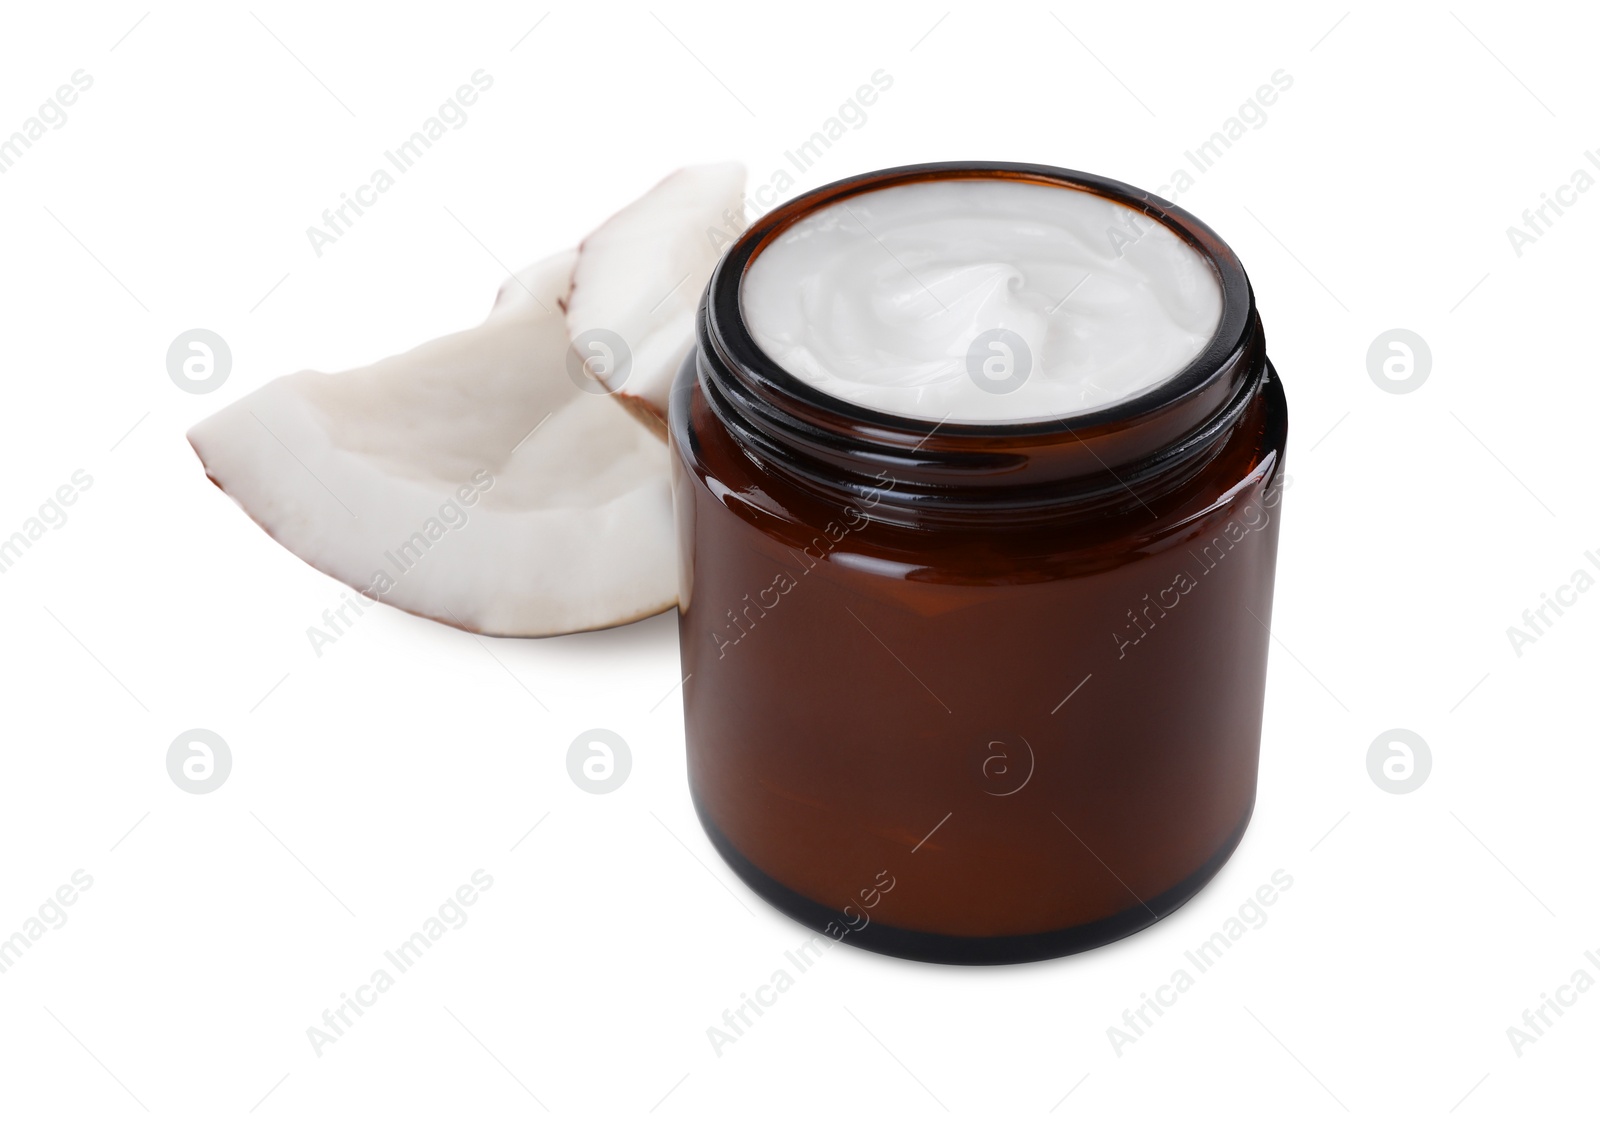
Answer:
[741,178,1223,424]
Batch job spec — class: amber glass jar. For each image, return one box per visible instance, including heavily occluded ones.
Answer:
[668,162,1287,965]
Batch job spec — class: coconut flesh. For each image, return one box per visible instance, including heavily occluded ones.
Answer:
[188,164,746,637]
[565,162,747,434]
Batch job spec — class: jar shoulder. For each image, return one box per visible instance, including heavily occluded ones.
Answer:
[669,360,1288,582]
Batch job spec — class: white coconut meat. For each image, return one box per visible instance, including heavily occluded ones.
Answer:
[188,250,675,637]
[565,162,746,433]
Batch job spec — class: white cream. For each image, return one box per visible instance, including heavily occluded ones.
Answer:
[741,178,1223,424]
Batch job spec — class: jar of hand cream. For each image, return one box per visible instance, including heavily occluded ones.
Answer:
[669,162,1287,964]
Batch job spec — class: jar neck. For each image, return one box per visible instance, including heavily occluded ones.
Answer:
[694,162,1267,528]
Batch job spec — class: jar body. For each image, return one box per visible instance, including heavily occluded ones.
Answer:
[669,161,1287,964]
[670,355,1286,965]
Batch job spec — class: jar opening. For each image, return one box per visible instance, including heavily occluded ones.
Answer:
[693,162,1267,525]
[739,176,1225,426]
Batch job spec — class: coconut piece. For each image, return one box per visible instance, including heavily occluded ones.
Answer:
[188,250,675,637]
[565,162,746,434]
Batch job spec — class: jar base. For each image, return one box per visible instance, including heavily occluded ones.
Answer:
[692,795,1255,966]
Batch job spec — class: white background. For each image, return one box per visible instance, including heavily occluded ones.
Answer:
[0,2,1594,1121]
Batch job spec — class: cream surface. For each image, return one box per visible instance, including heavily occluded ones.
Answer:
[741,178,1223,423]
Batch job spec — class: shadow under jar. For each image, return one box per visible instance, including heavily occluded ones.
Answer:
[668,162,1288,965]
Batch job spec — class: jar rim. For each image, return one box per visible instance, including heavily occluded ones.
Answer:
[692,161,1268,523]
[712,161,1253,437]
